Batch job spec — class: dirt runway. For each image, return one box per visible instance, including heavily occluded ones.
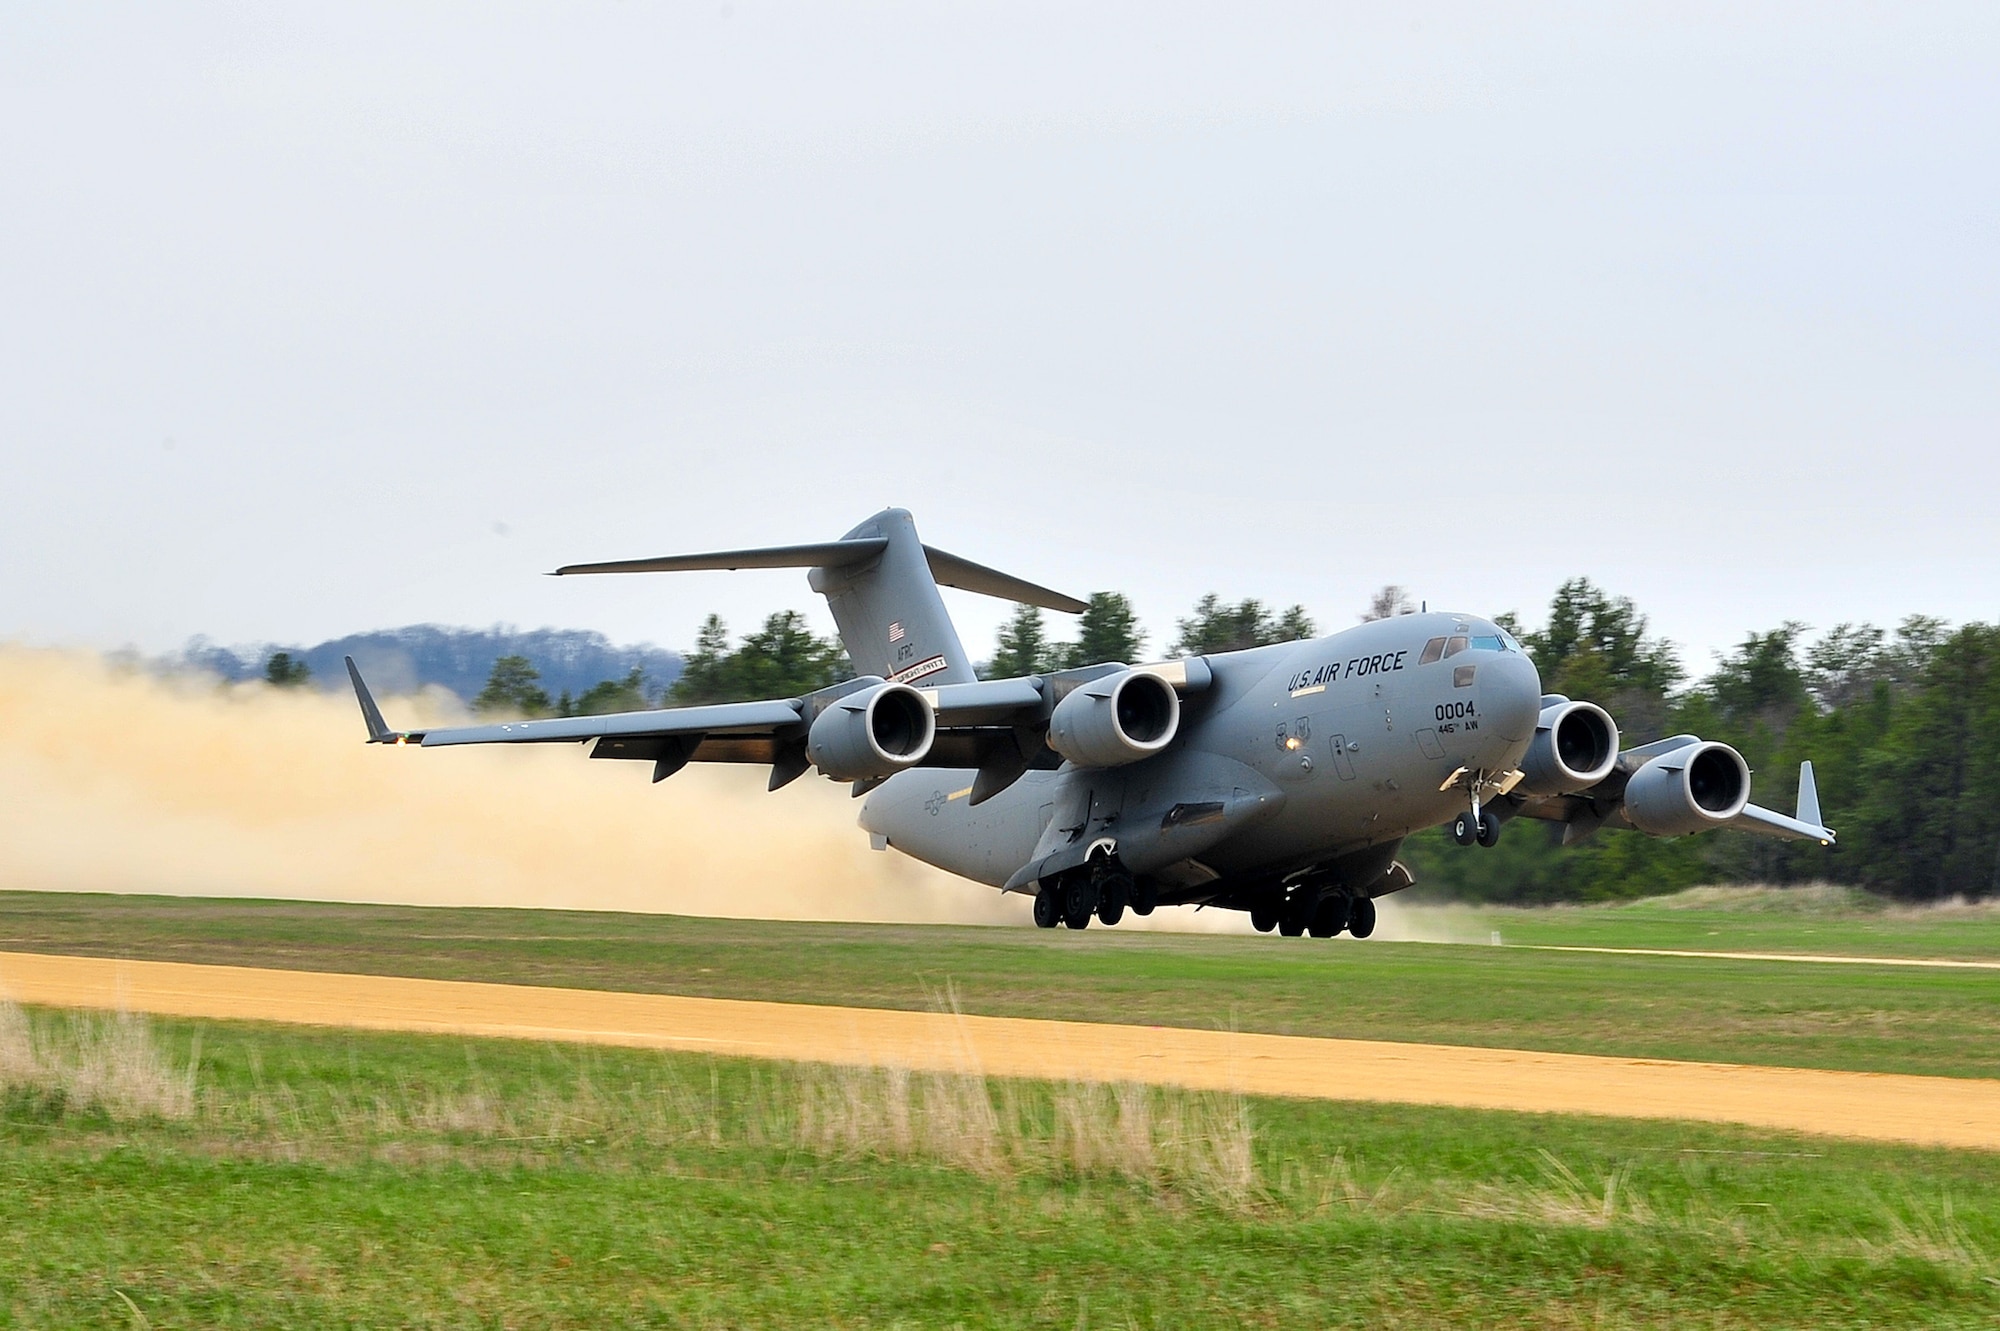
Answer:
[3,949,1996,1151]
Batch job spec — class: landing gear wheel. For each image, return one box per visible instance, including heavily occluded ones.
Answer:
[1062,875,1097,930]
[1250,904,1278,933]
[1130,879,1158,917]
[1348,895,1377,939]
[1032,888,1060,929]
[1095,869,1131,927]
[1278,916,1305,938]
[1309,895,1348,939]
[1452,812,1478,846]
[1476,811,1502,848]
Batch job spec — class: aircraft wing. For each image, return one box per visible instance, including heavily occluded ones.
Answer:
[1510,753,1834,846]
[345,656,812,784]
[346,656,1210,799]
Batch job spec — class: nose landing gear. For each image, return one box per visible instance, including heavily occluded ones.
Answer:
[1452,808,1503,848]
[1442,766,1521,848]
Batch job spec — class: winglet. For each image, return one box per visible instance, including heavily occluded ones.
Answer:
[344,656,397,744]
[1796,760,1822,829]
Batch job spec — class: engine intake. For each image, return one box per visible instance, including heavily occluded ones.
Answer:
[1623,741,1750,837]
[1518,700,1620,796]
[806,682,936,781]
[1048,669,1180,768]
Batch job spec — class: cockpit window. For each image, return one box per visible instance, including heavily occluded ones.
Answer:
[1498,629,1523,652]
[1443,635,1469,658]
[1418,637,1447,665]
[1469,634,1504,652]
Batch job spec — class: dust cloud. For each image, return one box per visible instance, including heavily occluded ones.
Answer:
[0,648,1254,931]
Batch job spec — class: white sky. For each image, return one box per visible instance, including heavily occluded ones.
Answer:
[3,3,1994,676]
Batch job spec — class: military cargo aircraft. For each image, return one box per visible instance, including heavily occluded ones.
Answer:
[346,509,1833,936]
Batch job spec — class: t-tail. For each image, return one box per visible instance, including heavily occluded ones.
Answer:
[554,507,1086,684]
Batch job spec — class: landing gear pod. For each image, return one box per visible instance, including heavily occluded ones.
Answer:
[1624,741,1750,836]
[1518,700,1620,795]
[806,682,936,781]
[1047,669,1180,768]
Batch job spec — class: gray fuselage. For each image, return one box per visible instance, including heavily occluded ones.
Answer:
[859,612,1542,899]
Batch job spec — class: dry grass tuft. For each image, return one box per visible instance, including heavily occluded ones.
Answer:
[793,1062,1257,1205]
[0,1002,196,1120]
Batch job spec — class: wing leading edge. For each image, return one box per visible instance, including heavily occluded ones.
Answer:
[345,657,1211,798]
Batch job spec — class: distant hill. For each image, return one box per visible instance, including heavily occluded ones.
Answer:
[173,626,684,704]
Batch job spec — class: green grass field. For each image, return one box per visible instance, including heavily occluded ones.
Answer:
[4,1008,1999,1329]
[4,888,2000,1326]
[4,887,1999,1079]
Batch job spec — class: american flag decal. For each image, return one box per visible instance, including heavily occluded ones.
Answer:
[888,622,905,643]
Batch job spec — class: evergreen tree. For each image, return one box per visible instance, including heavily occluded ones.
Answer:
[669,615,735,705]
[572,667,651,716]
[670,612,848,704]
[263,651,311,688]
[473,655,551,716]
[1053,592,1146,669]
[989,604,1052,678]
[1172,595,1314,655]
[727,610,848,699]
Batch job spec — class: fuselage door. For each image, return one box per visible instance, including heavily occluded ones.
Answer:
[1328,733,1357,781]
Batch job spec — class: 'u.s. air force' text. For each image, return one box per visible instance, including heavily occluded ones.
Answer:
[1287,649,1410,694]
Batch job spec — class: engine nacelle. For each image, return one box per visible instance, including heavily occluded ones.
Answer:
[1623,740,1750,837]
[806,682,936,781]
[1518,700,1620,796]
[1047,669,1180,768]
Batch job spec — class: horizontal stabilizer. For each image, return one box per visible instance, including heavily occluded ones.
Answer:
[553,538,889,577]
[922,546,1087,614]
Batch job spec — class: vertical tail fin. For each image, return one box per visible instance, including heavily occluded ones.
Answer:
[810,509,981,685]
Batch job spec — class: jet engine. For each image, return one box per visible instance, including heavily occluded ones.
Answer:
[1047,669,1180,768]
[1623,740,1750,836]
[806,682,936,781]
[1517,700,1620,796]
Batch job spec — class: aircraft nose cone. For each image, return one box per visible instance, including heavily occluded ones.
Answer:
[1482,650,1542,743]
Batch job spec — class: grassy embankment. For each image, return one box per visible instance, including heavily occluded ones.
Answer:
[4,1004,2000,1329]
[3,886,1998,1078]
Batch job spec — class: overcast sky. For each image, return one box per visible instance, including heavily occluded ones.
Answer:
[3,3,1994,676]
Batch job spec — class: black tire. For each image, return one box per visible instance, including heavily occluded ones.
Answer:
[1096,870,1132,926]
[1309,895,1348,938]
[1063,876,1097,930]
[1278,917,1305,937]
[1452,812,1477,846]
[1250,905,1278,933]
[1032,888,1060,929]
[1130,878,1159,916]
[1476,810,1502,848]
[1348,894,1377,939]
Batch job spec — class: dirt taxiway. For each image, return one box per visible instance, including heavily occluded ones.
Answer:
[4,949,1996,1151]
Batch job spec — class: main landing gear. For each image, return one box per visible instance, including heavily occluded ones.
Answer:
[1032,859,1157,930]
[1252,889,1375,940]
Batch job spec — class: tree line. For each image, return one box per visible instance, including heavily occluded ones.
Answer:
[447,580,1997,903]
